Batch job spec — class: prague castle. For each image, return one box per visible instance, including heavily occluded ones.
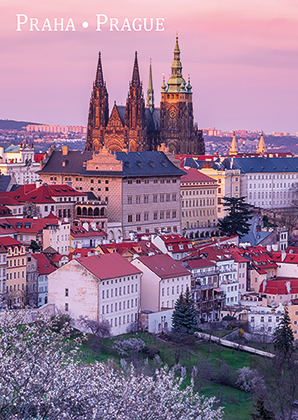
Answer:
[85,36,205,155]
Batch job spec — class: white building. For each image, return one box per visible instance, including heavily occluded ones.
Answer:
[48,253,142,336]
[131,254,191,312]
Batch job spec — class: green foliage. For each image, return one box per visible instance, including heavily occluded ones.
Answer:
[218,196,253,239]
[250,396,276,420]
[273,306,294,358]
[172,287,198,335]
[29,240,40,252]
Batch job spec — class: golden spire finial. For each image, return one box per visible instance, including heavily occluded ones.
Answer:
[176,31,178,39]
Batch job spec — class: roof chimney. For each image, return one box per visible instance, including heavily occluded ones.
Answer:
[62,146,68,156]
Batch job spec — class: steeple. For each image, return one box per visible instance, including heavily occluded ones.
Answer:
[229,131,238,156]
[131,51,141,87]
[146,59,154,111]
[256,131,266,155]
[165,34,187,93]
[95,52,104,87]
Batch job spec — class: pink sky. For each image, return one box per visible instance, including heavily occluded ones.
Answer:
[1,0,298,133]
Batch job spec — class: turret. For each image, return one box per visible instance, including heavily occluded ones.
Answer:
[146,59,154,111]
[256,131,266,155]
[229,131,238,156]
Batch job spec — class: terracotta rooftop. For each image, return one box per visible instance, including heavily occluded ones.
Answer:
[76,253,142,280]
[136,254,191,279]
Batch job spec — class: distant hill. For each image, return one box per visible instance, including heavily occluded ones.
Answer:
[0,119,42,130]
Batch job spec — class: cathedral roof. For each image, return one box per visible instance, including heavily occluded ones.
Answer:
[39,150,185,178]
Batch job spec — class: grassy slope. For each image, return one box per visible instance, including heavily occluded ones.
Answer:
[79,332,255,419]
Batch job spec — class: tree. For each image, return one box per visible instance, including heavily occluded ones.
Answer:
[0,310,223,420]
[250,396,276,420]
[218,196,253,238]
[273,306,294,358]
[255,307,298,420]
[172,287,198,335]
[79,316,111,353]
[29,240,40,253]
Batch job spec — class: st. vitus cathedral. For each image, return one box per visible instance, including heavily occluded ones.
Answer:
[85,36,205,155]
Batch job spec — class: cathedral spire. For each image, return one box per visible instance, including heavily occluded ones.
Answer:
[95,52,105,87]
[165,34,186,93]
[256,131,266,155]
[229,130,238,155]
[146,59,154,111]
[131,51,141,87]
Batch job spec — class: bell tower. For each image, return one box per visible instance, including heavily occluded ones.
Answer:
[85,52,109,151]
[160,35,204,155]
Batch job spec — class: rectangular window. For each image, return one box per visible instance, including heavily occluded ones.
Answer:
[166,210,170,219]
[144,195,149,204]
[65,303,69,312]
[127,196,132,204]
[136,213,141,222]
[172,210,176,218]
[153,194,158,203]
[166,194,171,202]
[136,196,141,204]
[153,212,158,220]
[65,288,69,297]
[172,193,177,201]
[128,215,132,223]
[160,211,164,219]
[160,194,164,202]
[144,212,149,221]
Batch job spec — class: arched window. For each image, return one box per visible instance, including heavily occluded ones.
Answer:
[77,207,82,216]
[88,207,93,216]
[94,207,99,216]
[82,207,87,216]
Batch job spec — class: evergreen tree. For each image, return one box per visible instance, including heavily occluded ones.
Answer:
[250,396,276,420]
[172,287,198,335]
[273,306,294,358]
[218,196,253,238]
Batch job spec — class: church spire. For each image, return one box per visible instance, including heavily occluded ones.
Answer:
[256,131,266,155]
[95,52,104,87]
[165,34,186,93]
[146,59,154,111]
[131,51,141,87]
[229,130,238,155]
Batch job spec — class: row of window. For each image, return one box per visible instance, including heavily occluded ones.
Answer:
[248,174,297,180]
[7,282,25,292]
[8,258,25,267]
[102,299,138,314]
[104,313,137,327]
[162,285,185,296]
[248,182,296,189]
[182,209,215,217]
[7,271,25,280]
[128,193,177,205]
[182,198,215,208]
[249,191,293,200]
[128,210,177,223]
[101,283,138,299]
[182,189,215,196]
[127,179,177,185]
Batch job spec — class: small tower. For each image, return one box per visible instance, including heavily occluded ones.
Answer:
[146,59,154,112]
[124,52,147,152]
[256,131,266,155]
[85,52,109,151]
[229,131,238,156]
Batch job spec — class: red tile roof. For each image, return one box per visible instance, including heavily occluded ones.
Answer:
[76,253,142,280]
[181,168,217,184]
[184,258,216,269]
[31,253,56,275]
[136,254,190,279]
[259,278,298,295]
[70,226,106,238]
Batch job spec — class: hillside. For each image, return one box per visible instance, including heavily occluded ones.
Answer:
[0,119,42,130]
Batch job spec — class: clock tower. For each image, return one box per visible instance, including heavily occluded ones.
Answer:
[160,36,204,155]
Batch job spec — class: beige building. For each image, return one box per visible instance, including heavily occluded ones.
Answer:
[48,253,142,336]
[0,237,27,308]
[181,168,218,238]
[39,147,184,239]
[131,254,191,312]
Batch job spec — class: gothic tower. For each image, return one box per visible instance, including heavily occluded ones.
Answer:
[85,52,109,151]
[146,59,154,112]
[159,35,205,155]
[124,52,147,151]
